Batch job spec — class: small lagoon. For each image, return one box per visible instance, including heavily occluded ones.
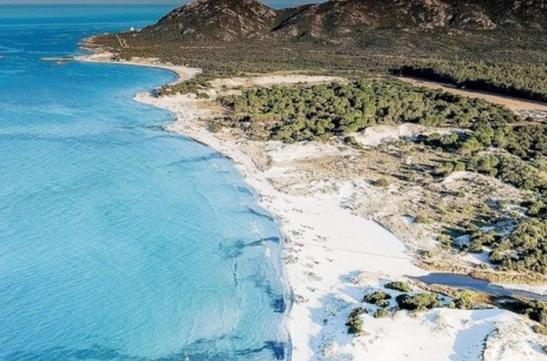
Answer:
[415,273,546,301]
[0,5,288,360]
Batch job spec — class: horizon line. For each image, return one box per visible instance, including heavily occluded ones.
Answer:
[0,1,182,4]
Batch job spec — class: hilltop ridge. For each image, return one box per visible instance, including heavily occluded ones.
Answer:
[151,0,279,41]
[137,0,546,42]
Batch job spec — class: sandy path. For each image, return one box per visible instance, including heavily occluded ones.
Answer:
[398,76,547,113]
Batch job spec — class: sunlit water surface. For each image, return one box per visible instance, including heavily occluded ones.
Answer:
[0,6,287,360]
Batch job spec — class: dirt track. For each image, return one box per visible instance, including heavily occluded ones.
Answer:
[398,76,547,113]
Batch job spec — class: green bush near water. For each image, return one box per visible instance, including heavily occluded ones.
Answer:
[385,281,413,293]
[450,290,482,310]
[526,301,547,327]
[396,293,441,311]
[363,291,392,308]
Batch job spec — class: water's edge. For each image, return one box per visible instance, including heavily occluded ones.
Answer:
[414,273,546,301]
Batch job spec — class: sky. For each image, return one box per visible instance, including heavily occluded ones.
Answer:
[0,0,180,3]
[0,0,316,5]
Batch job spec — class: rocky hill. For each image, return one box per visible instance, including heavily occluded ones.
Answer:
[90,0,546,86]
[145,0,279,41]
[274,0,547,38]
[138,0,546,42]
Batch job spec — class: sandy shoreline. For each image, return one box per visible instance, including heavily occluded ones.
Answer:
[77,53,546,361]
[75,51,201,84]
[131,70,425,359]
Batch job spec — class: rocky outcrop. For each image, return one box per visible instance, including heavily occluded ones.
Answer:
[139,0,546,42]
[150,0,278,41]
[272,0,500,39]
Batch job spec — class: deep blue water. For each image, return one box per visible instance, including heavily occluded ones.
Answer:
[0,6,288,361]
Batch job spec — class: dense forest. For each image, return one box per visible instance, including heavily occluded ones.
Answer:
[466,219,546,274]
[92,25,547,99]
[221,80,518,142]
[221,79,546,274]
[396,62,547,102]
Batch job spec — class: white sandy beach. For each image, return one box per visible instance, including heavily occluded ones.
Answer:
[79,53,546,361]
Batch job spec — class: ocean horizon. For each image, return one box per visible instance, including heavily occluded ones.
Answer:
[0,5,288,360]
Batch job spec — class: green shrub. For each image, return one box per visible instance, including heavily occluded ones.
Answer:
[363,291,392,307]
[451,290,481,310]
[453,161,466,172]
[458,137,482,155]
[346,307,366,335]
[396,293,440,311]
[469,231,496,253]
[497,219,547,274]
[526,301,547,326]
[385,281,413,293]
[457,218,546,274]
[526,200,546,218]
[373,308,391,318]
[466,154,546,193]
[155,75,211,96]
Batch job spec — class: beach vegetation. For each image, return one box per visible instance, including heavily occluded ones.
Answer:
[501,299,547,328]
[468,231,496,253]
[222,79,518,143]
[458,218,546,274]
[155,75,211,96]
[396,293,441,311]
[373,308,391,318]
[450,290,484,310]
[363,291,392,308]
[491,219,547,274]
[524,301,547,326]
[384,281,413,293]
[346,307,366,335]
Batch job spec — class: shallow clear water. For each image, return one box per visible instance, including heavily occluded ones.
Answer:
[0,6,288,360]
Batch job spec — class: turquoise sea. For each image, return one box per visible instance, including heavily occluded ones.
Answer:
[0,5,288,360]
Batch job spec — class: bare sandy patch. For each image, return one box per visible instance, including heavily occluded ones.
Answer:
[354,123,460,147]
